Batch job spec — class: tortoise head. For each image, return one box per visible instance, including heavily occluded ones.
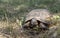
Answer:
[30,18,38,27]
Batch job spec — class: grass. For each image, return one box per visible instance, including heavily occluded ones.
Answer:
[0,14,60,38]
[0,20,21,38]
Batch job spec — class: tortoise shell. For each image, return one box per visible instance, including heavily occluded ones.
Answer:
[25,9,51,23]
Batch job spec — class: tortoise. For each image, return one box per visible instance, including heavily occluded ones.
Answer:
[21,9,58,38]
[22,9,52,30]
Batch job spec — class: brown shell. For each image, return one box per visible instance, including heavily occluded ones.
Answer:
[25,9,51,23]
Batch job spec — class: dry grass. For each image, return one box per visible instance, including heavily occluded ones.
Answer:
[0,20,21,38]
[0,14,60,38]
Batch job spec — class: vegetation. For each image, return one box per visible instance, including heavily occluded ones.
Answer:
[0,0,60,38]
[0,0,60,21]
